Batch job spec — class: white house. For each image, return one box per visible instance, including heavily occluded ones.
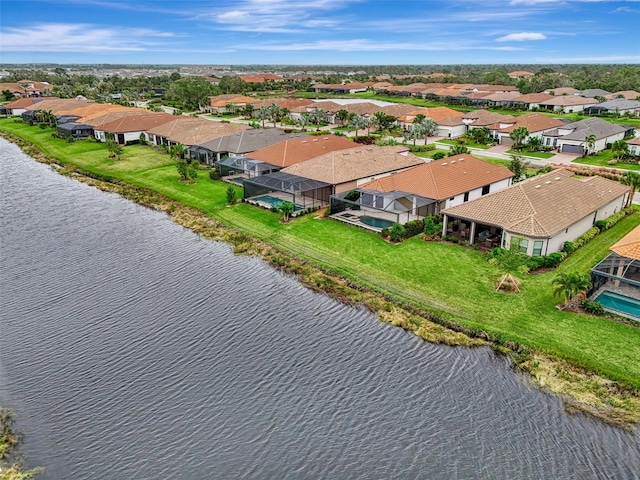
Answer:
[542,117,628,155]
[442,169,629,255]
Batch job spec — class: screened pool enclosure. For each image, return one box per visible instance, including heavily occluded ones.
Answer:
[243,172,332,213]
[330,189,436,228]
[215,156,279,178]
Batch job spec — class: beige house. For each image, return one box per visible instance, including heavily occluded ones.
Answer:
[442,169,629,255]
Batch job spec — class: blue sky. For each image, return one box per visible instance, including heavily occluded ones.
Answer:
[0,0,639,65]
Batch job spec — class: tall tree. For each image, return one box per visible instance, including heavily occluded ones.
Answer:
[417,117,438,143]
[256,106,270,128]
[611,139,629,161]
[508,154,530,183]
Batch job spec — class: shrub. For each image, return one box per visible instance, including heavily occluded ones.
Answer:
[380,227,389,238]
[574,227,599,248]
[423,217,438,236]
[432,152,446,160]
[542,252,565,268]
[404,219,424,238]
[389,223,406,242]
[225,186,237,205]
[209,169,220,180]
[526,256,545,271]
[580,299,606,315]
[563,241,575,254]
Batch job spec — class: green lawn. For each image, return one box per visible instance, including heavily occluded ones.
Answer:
[573,149,640,171]
[2,118,640,391]
[437,139,491,150]
[506,148,555,159]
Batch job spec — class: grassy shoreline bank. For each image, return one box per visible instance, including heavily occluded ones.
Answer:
[1,122,639,427]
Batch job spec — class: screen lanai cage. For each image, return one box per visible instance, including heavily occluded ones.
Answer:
[591,252,640,300]
[330,189,437,226]
[243,171,332,213]
[215,156,279,178]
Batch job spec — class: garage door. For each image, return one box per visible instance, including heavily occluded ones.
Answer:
[500,137,514,146]
[561,144,584,154]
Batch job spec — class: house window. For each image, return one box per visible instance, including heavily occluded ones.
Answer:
[464,192,469,202]
[519,238,529,254]
[481,185,490,195]
[533,240,543,257]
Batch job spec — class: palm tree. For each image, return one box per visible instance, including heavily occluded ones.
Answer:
[448,144,470,156]
[277,201,294,223]
[611,139,629,161]
[256,106,270,128]
[335,109,349,126]
[526,136,543,152]
[552,272,591,308]
[349,114,368,138]
[620,171,640,207]
[169,143,185,160]
[417,117,438,144]
[582,134,596,157]
[409,122,424,145]
[268,103,280,127]
[509,127,530,151]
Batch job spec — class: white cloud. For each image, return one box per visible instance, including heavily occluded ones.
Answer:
[496,32,547,41]
[0,23,182,52]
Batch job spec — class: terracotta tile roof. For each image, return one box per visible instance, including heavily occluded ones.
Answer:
[398,106,463,123]
[627,137,640,146]
[60,103,137,119]
[24,98,93,113]
[544,87,579,95]
[0,80,52,94]
[379,103,419,117]
[94,112,176,133]
[464,92,493,99]
[442,169,629,238]
[239,74,284,83]
[209,94,258,108]
[250,98,315,110]
[539,96,598,106]
[359,154,513,201]
[508,71,535,77]
[282,145,423,185]
[513,93,555,103]
[146,117,251,145]
[482,92,523,102]
[462,110,516,126]
[80,109,150,126]
[610,225,640,260]
[246,134,355,167]
[494,113,565,134]
[5,97,57,109]
[605,90,640,100]
[289,101,345,114]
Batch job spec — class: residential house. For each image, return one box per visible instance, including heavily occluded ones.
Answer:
[605,90,640,101]
[576,89,611,98]
[188,128,310,165]
[544,87,579,96]
[204,94,259,114]
[441,169,629,255]
[489,113,565,146]
[1,97,55,116]
[242,145,424,213]
[0,80,52,97]
[511,93,555,110]
[310,82,372,94]
[280,145,424,194]
[537,96,599,113]
[145,117,251,147]
[542,117,628,154]
[93,112,176,144]
[220,134,355,177]
[462,110,516,132]
[508,71,535,79]
[627,137,640,157]
[332,154,513,225]
[584,99,640,116]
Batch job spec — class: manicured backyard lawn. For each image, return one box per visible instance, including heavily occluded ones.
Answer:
[2,118,640,390]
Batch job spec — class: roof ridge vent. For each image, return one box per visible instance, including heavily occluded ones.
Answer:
[442,162,447,166]
[450,160,456,164]
[301,140,307,143]
[535,185,541,188]
[545,180,551,184]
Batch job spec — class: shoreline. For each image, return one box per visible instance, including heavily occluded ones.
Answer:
[1,130,639,429]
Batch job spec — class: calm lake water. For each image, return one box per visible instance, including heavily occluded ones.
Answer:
[1,137,639,479]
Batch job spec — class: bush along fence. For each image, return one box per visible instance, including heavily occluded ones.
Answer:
[381,216,444,243]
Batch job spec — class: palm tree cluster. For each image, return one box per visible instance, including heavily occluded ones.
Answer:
[552,272,591,308]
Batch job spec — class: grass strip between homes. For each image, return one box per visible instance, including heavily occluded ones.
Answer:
[1,121,640,428]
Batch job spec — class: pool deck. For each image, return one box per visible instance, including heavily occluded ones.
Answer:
[592,285,640,321]
[331,211,395,232]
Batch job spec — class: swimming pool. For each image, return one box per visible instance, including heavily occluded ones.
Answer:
[253,195,304,211]
[594,290,640,320]
[359,216,395,229]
